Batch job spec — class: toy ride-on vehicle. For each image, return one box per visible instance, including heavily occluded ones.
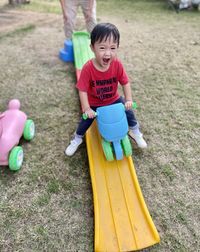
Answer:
[96,103,133,161]
[0,99,35,171]
[84,103,136,161]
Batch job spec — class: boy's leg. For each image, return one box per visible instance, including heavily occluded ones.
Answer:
[112,97,138,128]
[65,117,95,156]
[76,117,95,135]
[126,110,147,148]
[81,0,97,33]
[114,97,147,148]
[63,0,78,39]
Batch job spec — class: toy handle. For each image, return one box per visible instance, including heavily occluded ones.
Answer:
[82,112,97,120]
[124,101,137,110]
[82,102,137,119]
[132,101,138,109]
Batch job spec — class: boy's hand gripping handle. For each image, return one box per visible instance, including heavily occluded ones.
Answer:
[82,112,97,120]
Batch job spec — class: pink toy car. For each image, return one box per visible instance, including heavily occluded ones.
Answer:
[0,99,35,171]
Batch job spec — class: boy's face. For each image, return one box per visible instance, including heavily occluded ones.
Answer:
[90,35,118,71]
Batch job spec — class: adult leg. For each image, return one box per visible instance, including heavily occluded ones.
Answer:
[63,0,78,39]
[80,0,97,33]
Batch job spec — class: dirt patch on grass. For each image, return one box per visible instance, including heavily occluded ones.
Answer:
[0,8,59,34]
[0,1,200,251]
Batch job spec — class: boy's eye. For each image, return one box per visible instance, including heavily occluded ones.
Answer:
[111,47,116,50]
[99,47,105,50]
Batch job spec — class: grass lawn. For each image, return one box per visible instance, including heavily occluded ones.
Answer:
[0,0,199,251]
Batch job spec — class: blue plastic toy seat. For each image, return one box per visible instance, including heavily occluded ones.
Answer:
[96,103,128,142]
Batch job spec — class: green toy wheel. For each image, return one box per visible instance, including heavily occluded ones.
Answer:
[23,119,35,140]
[121,135,132,157]
[9,146,24,171]
[102,139,114,161]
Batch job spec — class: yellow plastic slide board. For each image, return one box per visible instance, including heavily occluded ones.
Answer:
[72,32,160,251]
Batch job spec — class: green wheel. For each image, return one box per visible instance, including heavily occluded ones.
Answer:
[102,139,114,161]
[9,146,24,171]
[121,135,132,157]
[23,119,35,140]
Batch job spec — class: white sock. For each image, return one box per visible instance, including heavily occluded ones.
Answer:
[74,133,83,143]
[130,127,141,135]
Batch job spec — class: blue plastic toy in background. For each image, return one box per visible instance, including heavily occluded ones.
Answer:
[59,40,74,62]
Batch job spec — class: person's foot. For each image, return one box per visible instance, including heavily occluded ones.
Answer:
[65,137,83,156]
[167,0,179,13]
[129,131,147,149]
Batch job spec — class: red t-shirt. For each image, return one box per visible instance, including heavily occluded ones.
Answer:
[76,58,129,106]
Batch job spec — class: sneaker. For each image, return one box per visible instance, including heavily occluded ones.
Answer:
[65,137,83,156]
[129,131,147,149]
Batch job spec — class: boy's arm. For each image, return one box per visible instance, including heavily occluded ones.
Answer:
[79,90,95,118]
[122,83,133,110]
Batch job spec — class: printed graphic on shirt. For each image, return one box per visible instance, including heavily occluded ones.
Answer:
[90,77,117,100]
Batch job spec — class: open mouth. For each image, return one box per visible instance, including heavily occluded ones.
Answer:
[103,58,110,64]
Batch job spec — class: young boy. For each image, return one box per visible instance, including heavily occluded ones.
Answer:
[65,23,147,156]
[60,0,96,39]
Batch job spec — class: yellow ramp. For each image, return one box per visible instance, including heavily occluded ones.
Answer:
[86,122,160,252]
[72,31,160,251]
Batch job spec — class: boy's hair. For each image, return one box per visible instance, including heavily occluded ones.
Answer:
[91,23,120,47]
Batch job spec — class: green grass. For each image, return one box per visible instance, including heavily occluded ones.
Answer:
[0,0,200,251]
[161,164,176,181]
[47,179,61,194]
[21,0,61,14]
[0,0,61,13]
[0,24,35,40]
[35,193,51,207]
